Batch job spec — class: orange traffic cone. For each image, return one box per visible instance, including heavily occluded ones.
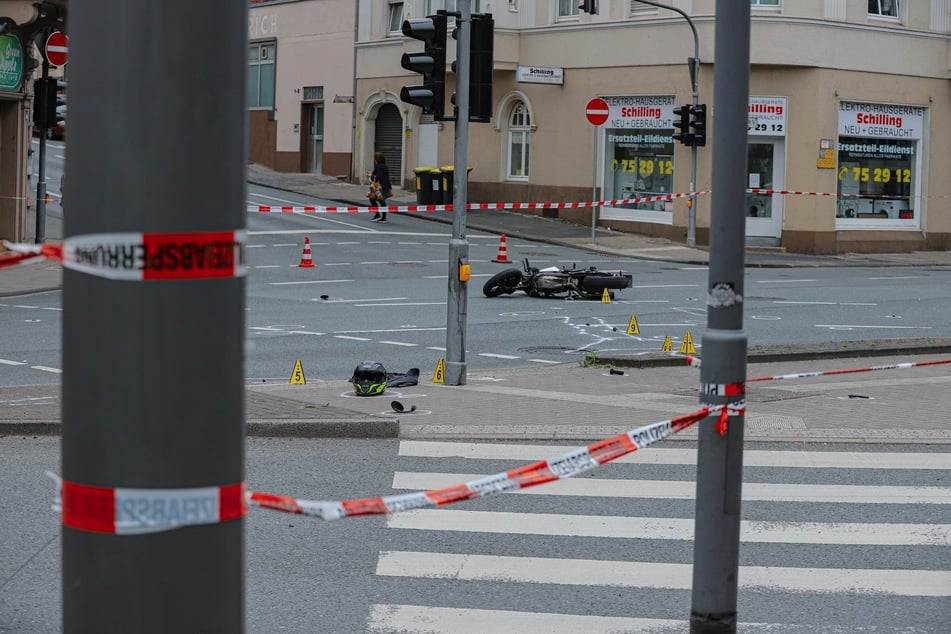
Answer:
[493,234,509,263]
[298,236,316,268]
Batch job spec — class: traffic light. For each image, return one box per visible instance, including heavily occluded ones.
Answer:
[468,13,494,123]
[672,104,692,146]
[689,103,707,147]
[399,13,448,119]
[579,0,599,14]
[32,77,58,129]
[451,13,495,123]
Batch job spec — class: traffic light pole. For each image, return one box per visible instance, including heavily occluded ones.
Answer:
[34,58,50,244]
[689,1,749,632]
[444,0,472,386]
[62,1,247,631]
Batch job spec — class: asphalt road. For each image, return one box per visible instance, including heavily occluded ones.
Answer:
[2,435,948,632]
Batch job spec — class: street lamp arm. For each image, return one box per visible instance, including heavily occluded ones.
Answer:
[630,0,699,93]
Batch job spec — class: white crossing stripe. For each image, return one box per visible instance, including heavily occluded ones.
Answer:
[392,472,951,504]
[478,353,521,359]
[379,341,418,347]
[387,509,951,546]
[397,442,951,470]
[367,604,689,634]
[375,551,951,597]
[0,358,27,366]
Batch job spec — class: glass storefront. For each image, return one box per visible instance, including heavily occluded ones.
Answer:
[599,95,677,223]
[836,101,923,225]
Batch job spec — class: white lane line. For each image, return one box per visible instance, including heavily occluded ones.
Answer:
[680,266,709,270]
[529,359,562,364]
[379,341,418,347]
[375,551,951,597]
[397,443,951,470]
[334,335,371,341]
[31,366,62,374]
[816,324,931,330]
[478,353,521,360]
[252,265,282,269]
[14,305,38,309]
[870,276,926,280]
[756,279,817,283]
[367,604,688,634]
[0,358,27,366]
[388,509,950,546]
[392,472,951,504]
[333,327,444,333]
[360,261,388,265]
[269,280,354,286]
[247,244,267,248]
[368,241,391,245]
[398,242,421,245]
[336,241,360,245]
[288,331,325,336]
[633,284,698,289]
[355,302,445,307]
[774,301,877,306]
[427,346,446,351]
[322,262,352,266]
[272,243,297,247]
[394,260,423,264]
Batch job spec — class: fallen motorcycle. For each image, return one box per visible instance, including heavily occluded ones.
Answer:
[483,258,632,300]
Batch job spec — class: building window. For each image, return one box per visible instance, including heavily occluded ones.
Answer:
[248,41,276,109]
[868,0,900,18]
[507,101,531,180]
[557,0,579,18]
[751,0,781,6]
[630,1,658,15]
[388,1,404,33]
[835,100,923,226]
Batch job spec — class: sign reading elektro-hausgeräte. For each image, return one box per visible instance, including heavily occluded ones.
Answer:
[516,66,564,85]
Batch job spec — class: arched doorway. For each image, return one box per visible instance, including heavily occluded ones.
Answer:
[374,103,402,188]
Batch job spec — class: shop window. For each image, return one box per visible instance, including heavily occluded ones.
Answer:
[388,1,405,34]
[868,0,900,19]
[557,0,579,19]
[248,41,275,110]
[836,138,915,220]
[506,101,531,180]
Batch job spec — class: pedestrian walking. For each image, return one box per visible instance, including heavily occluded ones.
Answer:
[368,152,392,222]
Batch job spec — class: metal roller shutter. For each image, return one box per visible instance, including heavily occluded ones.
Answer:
[375,104,403,185]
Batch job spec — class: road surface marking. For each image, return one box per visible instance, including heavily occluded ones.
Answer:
[0,358,27,366]
[269,280,354,286]
[478,353,521,359]
[334,335,371,341]
[30,365,62,374]
[379,341,418,347]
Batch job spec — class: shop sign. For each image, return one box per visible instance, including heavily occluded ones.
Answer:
[0,34,24,91]
[601,95,676,130]
[748,96,786,136]
[838,101,923,140]
[516,65,563,85]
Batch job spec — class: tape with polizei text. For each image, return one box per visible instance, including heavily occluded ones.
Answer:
[2,230,247,280]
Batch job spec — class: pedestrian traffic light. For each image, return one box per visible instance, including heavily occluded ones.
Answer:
[579,0,599,14]
[690,104,707,147]
[672,104,692,146]
[450,13,495,123]
[399,13,448,119]
[32,77,58,129]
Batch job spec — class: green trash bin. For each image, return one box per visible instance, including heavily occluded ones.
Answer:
[440,166,473,205]
[413,167,441,205]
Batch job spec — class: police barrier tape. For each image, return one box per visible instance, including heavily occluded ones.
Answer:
[48,473,247,535]
[246,407,741,521]
[2,230,247,280]
[684,355,951,382]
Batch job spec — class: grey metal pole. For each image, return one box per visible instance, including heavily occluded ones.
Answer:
[34,59,49,244]
[689,2,749,633]
[62,2,247,632]
[591,125,598,245]
[445,0,471,386]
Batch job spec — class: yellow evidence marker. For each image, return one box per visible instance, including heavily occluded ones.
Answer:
[661,336,673,352]
[626,315,640,335]
[601,287,611,303]
[289,359,307,385]
[432,358,446,384]
[679,331,697,354]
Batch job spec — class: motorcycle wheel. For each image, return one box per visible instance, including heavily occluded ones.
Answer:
[579,274,630,293]
[483,269,523,297]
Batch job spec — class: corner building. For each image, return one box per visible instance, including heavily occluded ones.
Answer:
[354,0,950,254]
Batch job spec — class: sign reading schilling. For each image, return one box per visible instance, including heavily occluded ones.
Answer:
[516,66,564,85]
[0,34,24,91]
[601,95,676,129]
[748,96,787,137]
[838,101,924,140]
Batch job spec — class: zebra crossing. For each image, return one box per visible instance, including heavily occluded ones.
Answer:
[365,440,951,633]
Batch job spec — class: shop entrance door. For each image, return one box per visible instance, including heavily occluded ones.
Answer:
[304,103,323,173]
[745,140,784,242]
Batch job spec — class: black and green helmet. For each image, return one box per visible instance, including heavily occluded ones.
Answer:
[351,361,388,396]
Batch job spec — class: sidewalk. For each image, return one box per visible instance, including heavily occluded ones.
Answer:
[2,165,950,443]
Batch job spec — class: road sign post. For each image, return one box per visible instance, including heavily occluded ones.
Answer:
[585,97,609,245]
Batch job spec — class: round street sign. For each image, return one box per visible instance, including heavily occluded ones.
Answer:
[585,97,609,126]
[45,31,68,67]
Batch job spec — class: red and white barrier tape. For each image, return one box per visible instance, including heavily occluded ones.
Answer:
[3,231,247,280]
[48,473,247,535]
[685,355,951,382]
[248,407,727,521]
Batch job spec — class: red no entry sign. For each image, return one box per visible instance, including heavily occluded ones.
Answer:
[45,31,69,67]
[585,97,609,126]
